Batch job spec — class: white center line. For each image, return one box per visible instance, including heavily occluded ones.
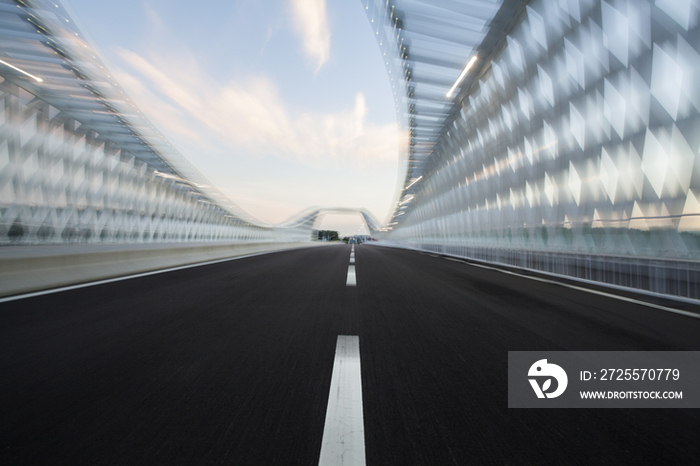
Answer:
[350,252,355,264]
[318,335,366,466]
[346,265,356,286]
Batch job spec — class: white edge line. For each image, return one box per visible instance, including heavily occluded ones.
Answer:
[0,247,309,304]
[400,247,700,320]
[454,256,699,319]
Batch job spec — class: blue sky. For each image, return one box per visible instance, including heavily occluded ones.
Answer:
[66,0,399,235]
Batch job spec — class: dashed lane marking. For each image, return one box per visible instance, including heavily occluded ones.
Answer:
[318,335,366,466]
[346,265,356,286]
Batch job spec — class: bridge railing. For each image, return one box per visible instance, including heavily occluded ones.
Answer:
[374,0,700,301]
[0,0,313,246]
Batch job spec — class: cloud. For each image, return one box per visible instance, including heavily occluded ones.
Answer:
[290,0,331,72]
[110,61,203,145]
[115,47,400,169]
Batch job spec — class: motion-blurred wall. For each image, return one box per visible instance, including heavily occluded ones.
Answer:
[373,0,700,299]
[0,0,313,245]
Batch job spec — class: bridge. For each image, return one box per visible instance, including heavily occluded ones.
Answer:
[2,0,700,464]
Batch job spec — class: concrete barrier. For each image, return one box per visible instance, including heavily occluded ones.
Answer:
[0,241,329,298]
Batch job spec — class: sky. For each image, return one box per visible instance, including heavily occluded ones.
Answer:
[65,0,400,236]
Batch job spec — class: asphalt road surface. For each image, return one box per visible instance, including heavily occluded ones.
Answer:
[2,244,700,465]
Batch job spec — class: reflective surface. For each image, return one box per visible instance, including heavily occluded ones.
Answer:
[0,0,310,243]
[373,0,700,297]
[379,1,700,255]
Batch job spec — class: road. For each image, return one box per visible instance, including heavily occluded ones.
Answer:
[1,244,699,465]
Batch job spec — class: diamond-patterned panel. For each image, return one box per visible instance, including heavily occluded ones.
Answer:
[389,0,700,264]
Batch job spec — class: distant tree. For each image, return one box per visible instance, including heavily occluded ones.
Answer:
[317,230,340,241]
